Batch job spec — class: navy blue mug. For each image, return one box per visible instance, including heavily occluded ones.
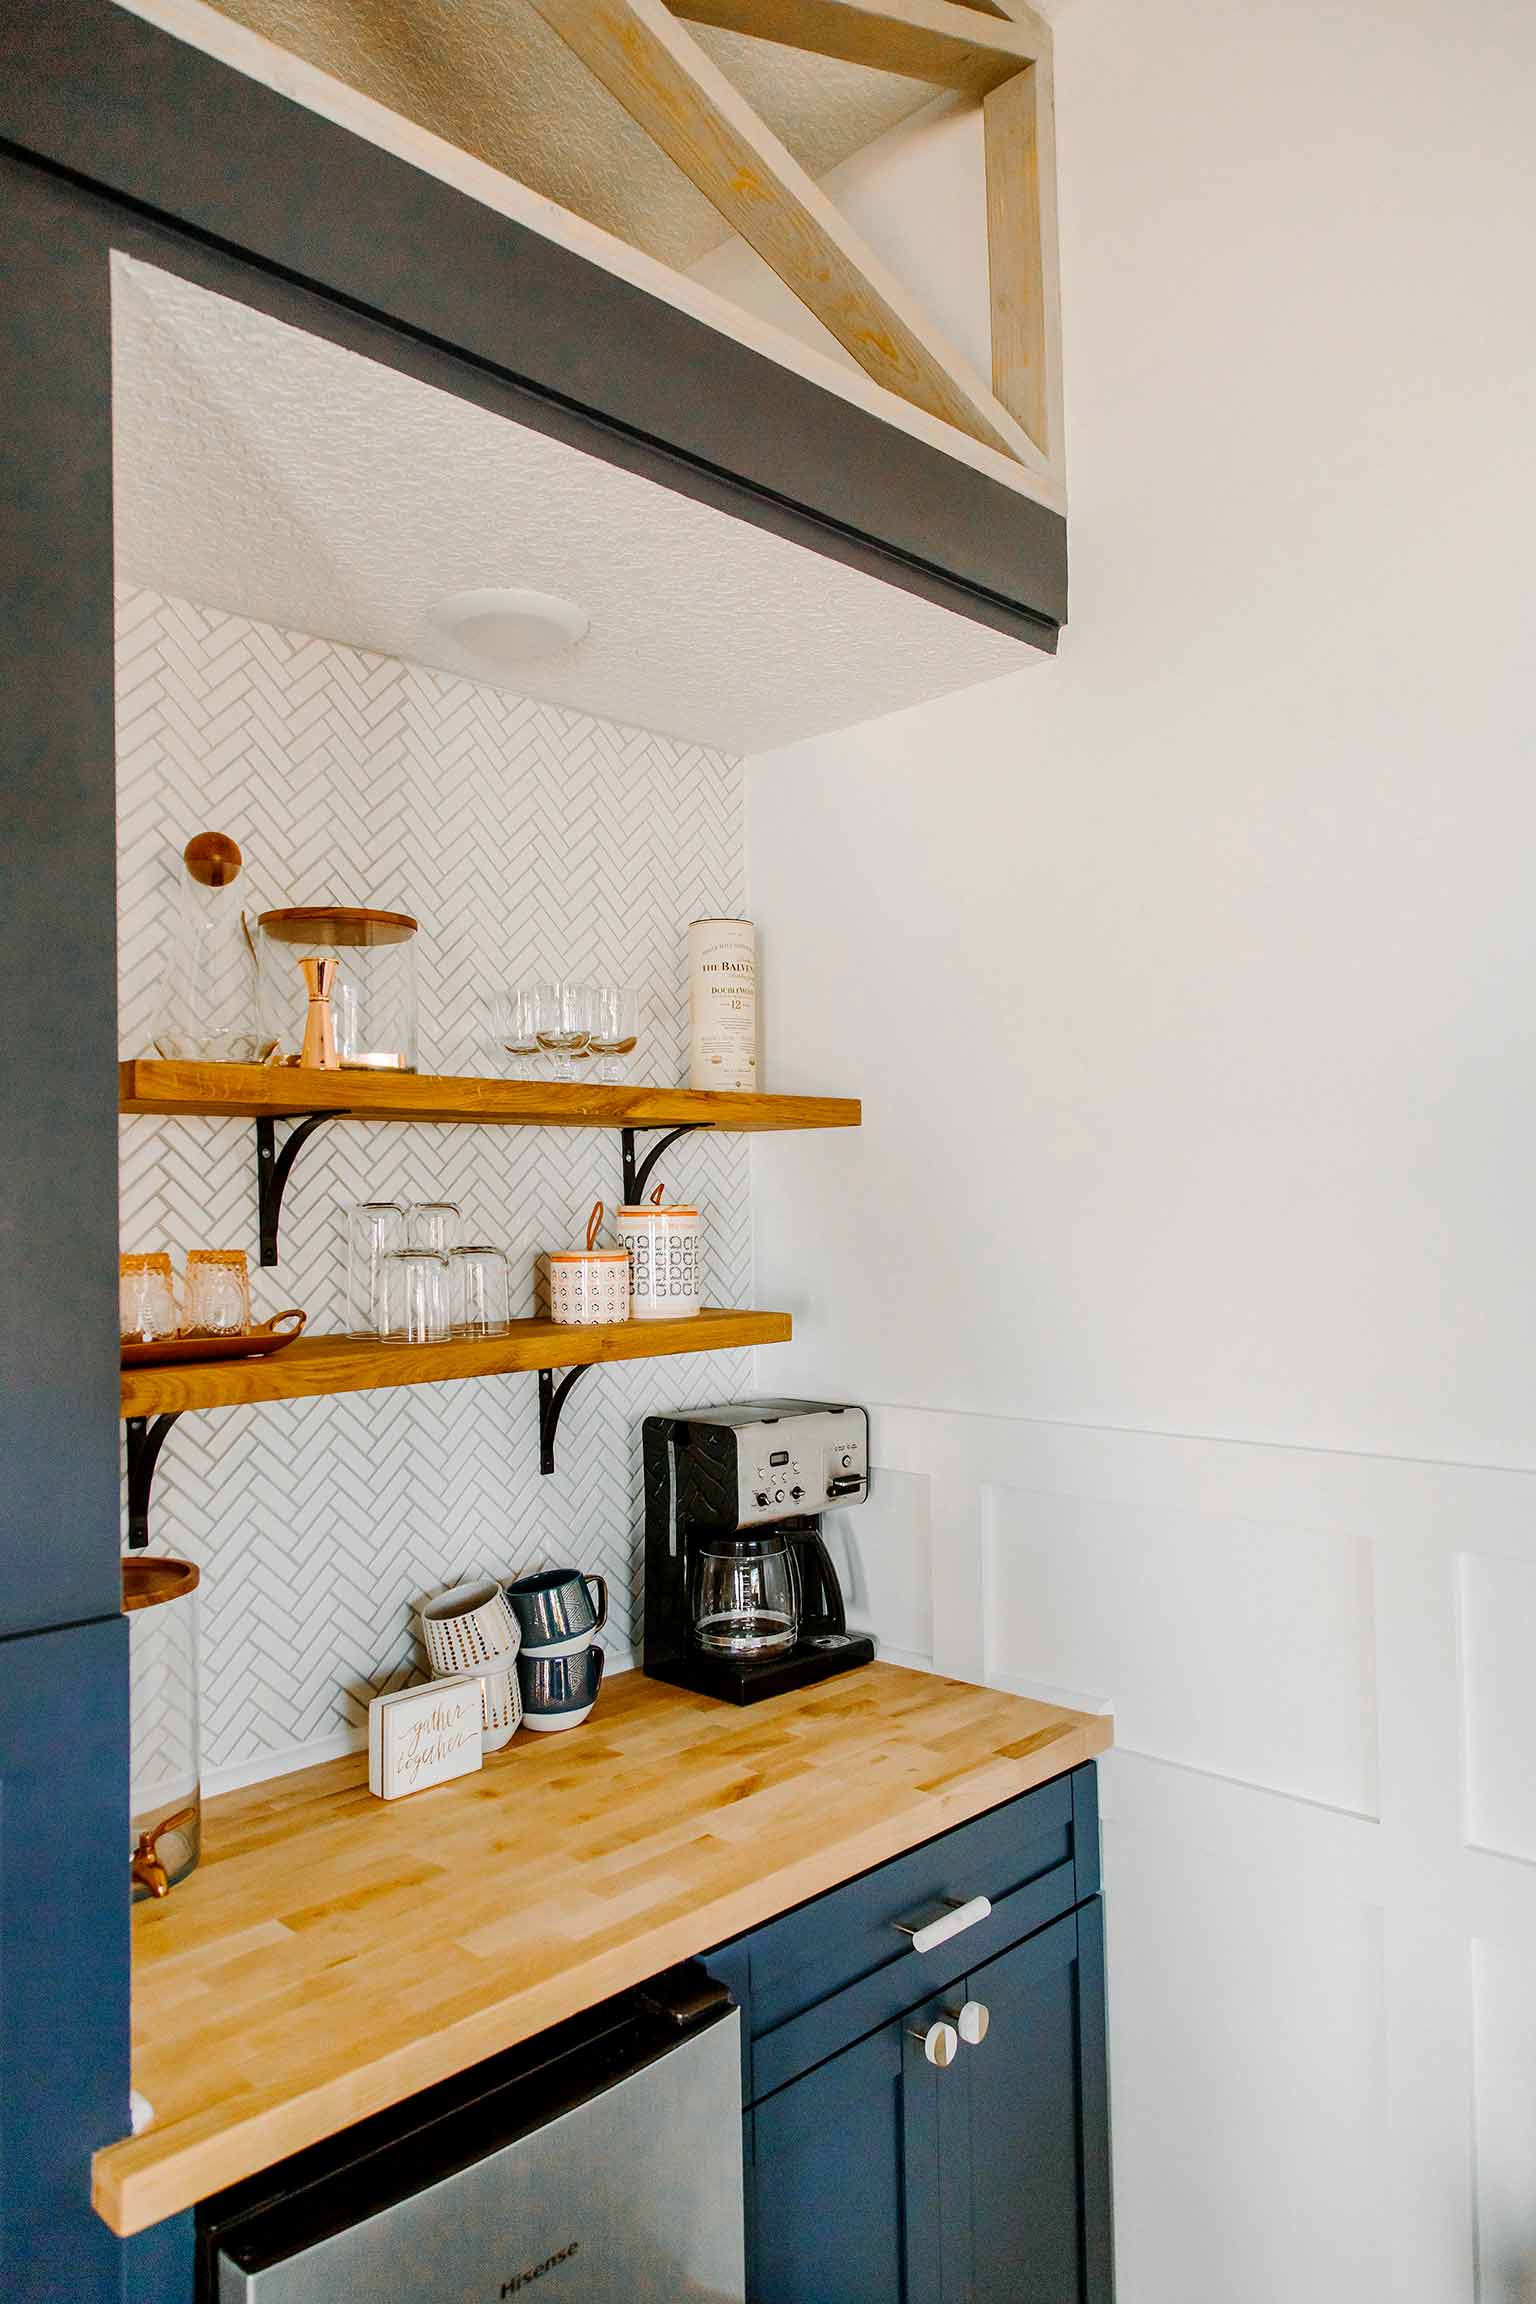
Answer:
[506,1568,608,1654]
[518,1643,604,1731]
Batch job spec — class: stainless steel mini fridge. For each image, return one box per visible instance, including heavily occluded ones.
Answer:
[198,1967,745,2303]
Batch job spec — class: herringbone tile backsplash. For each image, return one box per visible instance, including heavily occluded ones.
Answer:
[117,586,753,1783]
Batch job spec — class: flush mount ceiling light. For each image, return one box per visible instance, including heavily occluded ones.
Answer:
[425,587,590,673]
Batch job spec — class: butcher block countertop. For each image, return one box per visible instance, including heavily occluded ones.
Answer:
[93,1663,1113,2237]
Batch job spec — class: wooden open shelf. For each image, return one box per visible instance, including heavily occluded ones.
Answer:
[121,1309,790,1418]
[119,1061,860,1133]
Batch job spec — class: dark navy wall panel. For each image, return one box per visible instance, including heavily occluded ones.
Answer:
[122,2212,194,2303]
[0,156,123,1635]
[0,1619,129,2300]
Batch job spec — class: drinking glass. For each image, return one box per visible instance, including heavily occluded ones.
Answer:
[589,985,640,1084]
[491,986,541,1080]
[379,1249,451,1343]
[120,1252,178,1344]
[181,1250,251,1338]
[533,980,592,1083]
[344,1202,406,1338]
[447,1245,512,1337]
[405,1201,461,1255]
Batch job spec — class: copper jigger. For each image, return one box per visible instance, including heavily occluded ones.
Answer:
[297,954,341,1069]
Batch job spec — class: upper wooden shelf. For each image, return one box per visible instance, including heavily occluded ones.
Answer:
[120,1309,790,1418]
[119,1061,860,1134]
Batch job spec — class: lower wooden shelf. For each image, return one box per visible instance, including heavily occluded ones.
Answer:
[120,1307,790,1417]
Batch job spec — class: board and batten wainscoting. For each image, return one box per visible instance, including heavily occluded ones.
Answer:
[820,1400,1536,2303]
[116,585,754,1790]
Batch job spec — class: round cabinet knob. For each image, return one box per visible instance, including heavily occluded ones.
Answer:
[947,1999,990,2047]
[909,2019,960,2069]
[774,1489,785,1503]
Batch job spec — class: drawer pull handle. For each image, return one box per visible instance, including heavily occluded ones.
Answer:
[893,1895,992,1956]
[909,2019,960,2069]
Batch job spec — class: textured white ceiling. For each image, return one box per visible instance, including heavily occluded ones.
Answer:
[199,0,940,270]
[110,256,1031,753]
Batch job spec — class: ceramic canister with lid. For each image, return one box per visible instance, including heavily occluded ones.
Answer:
[616,1186,703,1321]
[547,1202,631,1326]
[687,917,757,1091]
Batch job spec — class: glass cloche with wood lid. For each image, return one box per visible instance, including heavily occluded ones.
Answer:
[152,832,275,1064]
[258,906,420,1072]
[124,1554,202,1902]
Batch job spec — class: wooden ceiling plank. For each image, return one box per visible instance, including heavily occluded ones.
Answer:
[525,0,1048,471]
[962,0,1052,42]
[984,50,1064,472]
[663,0,1043,94]
[984,61,1046,452]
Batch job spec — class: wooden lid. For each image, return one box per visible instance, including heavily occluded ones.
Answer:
[258,907,418,948]
[122,1556,200,1611]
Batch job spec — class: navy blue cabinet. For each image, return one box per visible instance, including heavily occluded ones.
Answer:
[709,1767,1113,2304]
[751,2019,927,2304]
[940,1903,1113,2304]
[0,1619,131,2300]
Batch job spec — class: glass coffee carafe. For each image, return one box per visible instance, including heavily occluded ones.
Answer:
[690,1535,799,1659]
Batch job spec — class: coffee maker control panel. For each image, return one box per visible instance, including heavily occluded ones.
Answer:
[720,1404,868,1527]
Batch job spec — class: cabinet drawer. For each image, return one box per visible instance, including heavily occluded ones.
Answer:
[708,1764,1099,2103]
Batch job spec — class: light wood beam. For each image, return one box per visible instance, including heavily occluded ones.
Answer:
[664,0,1042,94]
[525,0,1047,470]
[984,57,1062,466]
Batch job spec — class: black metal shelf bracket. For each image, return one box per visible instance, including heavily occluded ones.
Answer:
[255,1111,350,1266]
[620,1122,713,1207]
[538,1365,593,1477]
[125,1413,183,1551]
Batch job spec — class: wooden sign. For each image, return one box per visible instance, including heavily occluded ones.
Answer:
[369,1679,482,1799]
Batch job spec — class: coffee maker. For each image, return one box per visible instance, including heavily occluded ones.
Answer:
[643,1400,875,1704]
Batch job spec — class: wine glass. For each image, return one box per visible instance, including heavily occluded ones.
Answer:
[590,984,640,1084]
[533,980,593,1082]
[491,986,540,1080]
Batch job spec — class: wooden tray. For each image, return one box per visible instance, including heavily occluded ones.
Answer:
[121,1311,306,1370]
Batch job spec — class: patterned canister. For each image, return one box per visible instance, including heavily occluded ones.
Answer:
[688,917,757,1092]
[547,1202,631,1326]
[616,1189,703,1321]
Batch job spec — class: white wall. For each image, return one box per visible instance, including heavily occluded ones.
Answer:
[743,0,1536,2296]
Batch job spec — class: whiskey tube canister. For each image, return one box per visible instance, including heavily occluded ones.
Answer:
[688,917,758,1092]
